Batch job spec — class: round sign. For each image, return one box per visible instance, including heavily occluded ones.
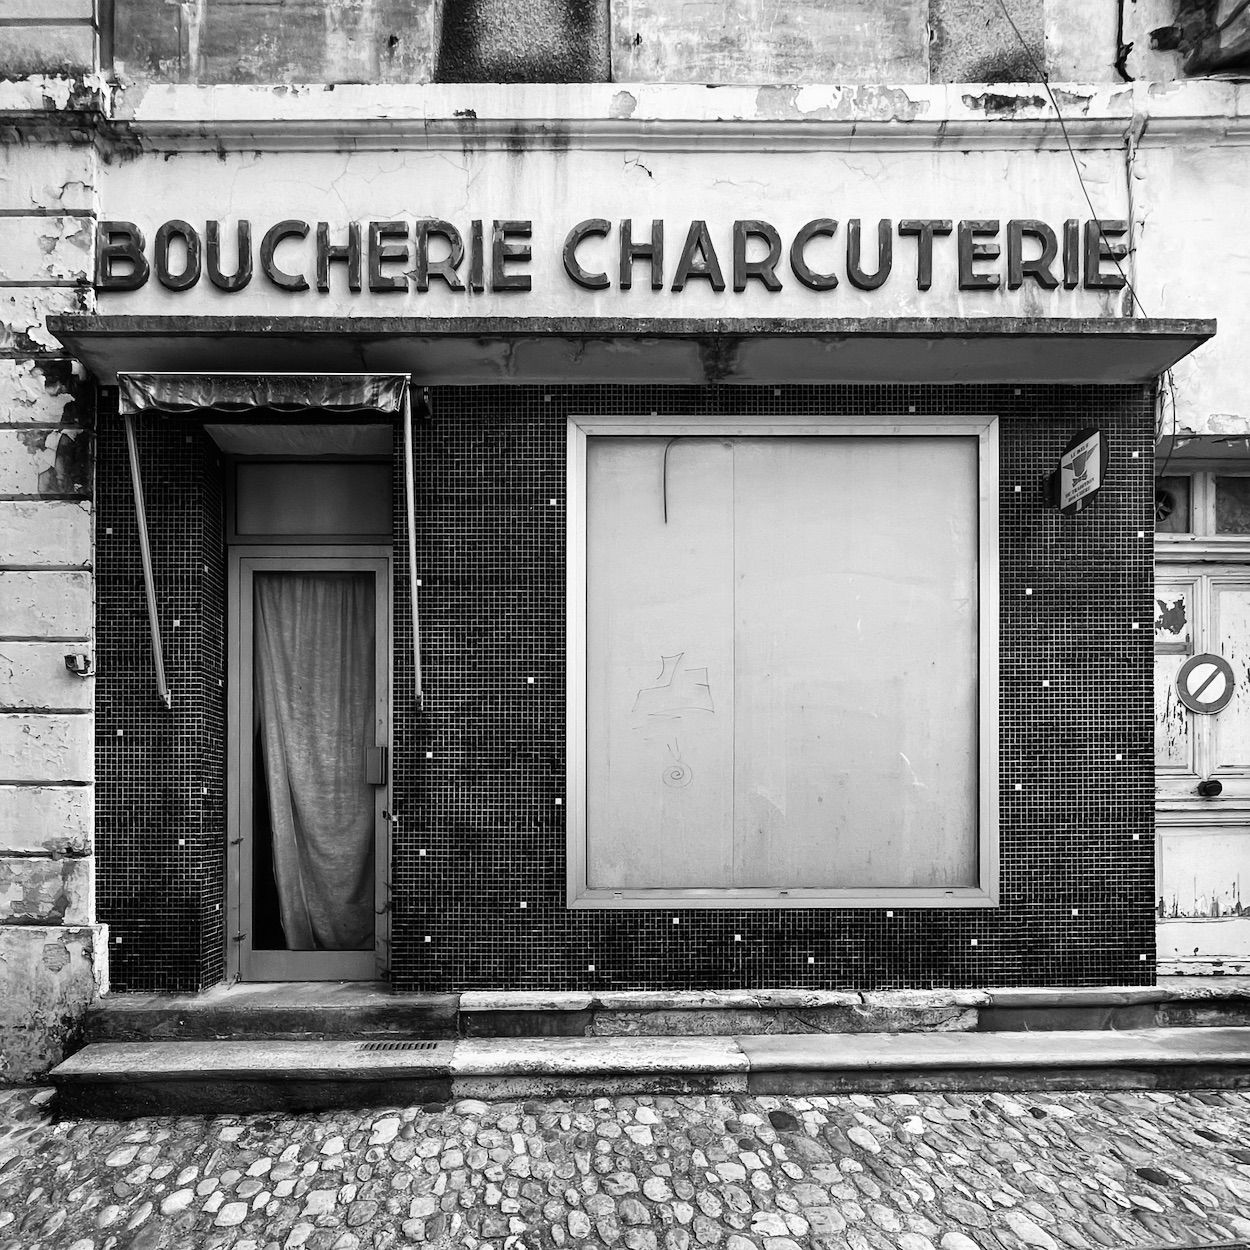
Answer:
[1176,653,1236,715]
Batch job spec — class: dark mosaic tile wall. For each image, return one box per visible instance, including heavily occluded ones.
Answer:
[389,383,1157,992]
[93,382,1155,993]
[95,393,227,993]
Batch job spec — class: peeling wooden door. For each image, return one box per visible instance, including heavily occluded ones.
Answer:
[1155,560,1250,973]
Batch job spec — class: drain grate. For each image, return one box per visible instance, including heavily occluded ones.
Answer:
[358,1040,439,1052]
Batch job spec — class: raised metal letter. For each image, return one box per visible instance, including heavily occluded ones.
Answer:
[414,220,465,292]
[316,221,362,293]
[492,220,532,291]
[846,219,893,291]
[732,220,782,292]
[1083,219,1128,290]
[899,219,952,291]
[260,220,310,292]
[564,219,611,290]
[95,221,149,291]
[1007,220,1058,290]
[154,220,201,291]
[620,219,664,291]
[671,221,725,292]
[368,221,409,293]
[789,219,838,291]
[957,220,1000,291]
[206,221,253,292]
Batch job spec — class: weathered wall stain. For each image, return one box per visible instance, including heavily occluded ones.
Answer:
[0,927,105,1082]
[37,431,91,495]
[114,0,441,85]
[613,0,926,85]
[961,92,1050,116]
[437,0,609,82]
[930,0,1043,83]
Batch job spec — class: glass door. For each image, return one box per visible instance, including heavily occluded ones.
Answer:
[230,549,390,981]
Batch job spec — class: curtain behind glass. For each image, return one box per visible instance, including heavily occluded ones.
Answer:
[254,572,376,951]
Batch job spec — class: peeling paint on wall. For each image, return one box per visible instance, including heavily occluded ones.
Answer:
[0,926,106,1082]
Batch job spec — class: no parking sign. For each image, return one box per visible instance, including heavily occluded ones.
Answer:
[1176,653,1236,715]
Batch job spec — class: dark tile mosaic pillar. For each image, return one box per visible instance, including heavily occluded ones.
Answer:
[95,393,227,992]
[389,383,1156,993]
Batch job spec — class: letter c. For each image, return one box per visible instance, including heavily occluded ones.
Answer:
[563,219,611,290]
[260,220,310,292]
[789,219,839,291]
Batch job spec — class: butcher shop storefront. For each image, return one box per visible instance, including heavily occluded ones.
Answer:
[52,106,1212,995]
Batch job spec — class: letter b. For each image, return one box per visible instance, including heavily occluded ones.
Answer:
[96,221,150,291]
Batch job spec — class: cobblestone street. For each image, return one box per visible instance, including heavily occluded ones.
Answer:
[4,1087,1250,1250]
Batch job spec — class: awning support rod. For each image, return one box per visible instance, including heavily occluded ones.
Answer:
[402,385,423,710]
[123,414,172,710]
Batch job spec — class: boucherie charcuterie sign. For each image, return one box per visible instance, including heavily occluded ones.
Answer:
[96,216,1129,295]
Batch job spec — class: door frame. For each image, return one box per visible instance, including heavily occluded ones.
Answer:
[227,544,392,982]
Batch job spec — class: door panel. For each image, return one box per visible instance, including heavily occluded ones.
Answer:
[1212,581,1250,780]
[1154,653,1193,771]
[230,549,390,982]
[1154,575,1201,797]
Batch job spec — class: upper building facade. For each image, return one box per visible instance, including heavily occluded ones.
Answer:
[1,0,1247,1079]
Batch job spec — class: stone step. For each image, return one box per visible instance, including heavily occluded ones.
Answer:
[81,978,1250,1044]
[81,983,460,1043]
[51,1026,1250,1117]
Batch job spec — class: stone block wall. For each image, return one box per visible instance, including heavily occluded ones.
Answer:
[104,0,1195,87]
[0,9,107,1076]
[0,0,96,76]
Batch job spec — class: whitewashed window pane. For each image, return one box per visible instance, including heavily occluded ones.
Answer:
[584,434,979,892]
[1155,476,1191,534]
[585,438,735,889]
[1215,478,1250,534]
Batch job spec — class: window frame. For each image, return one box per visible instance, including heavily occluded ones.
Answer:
[1157,464,1250,558]
[565,413,1000,910]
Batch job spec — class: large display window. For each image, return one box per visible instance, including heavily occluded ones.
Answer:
[566,415,999,908]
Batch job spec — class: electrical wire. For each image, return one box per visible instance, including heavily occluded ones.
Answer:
[990,0,1180,486]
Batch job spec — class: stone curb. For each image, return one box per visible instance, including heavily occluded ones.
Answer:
[457,982,1250,1013]
[53,1025,1250,1083]
[50,1026,1250,1113]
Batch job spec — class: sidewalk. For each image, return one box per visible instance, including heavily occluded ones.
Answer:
[4,1083,1250,1250]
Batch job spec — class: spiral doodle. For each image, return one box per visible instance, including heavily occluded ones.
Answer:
[662,761,694,788]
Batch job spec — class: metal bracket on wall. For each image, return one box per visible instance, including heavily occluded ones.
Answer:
[123,413,172,710]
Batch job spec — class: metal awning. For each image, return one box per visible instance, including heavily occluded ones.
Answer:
[117,370,423,712]
[119,371,409,416]
[51,315,1216,386]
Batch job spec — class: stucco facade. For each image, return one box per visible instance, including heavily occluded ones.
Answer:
[1,0,1248,1079]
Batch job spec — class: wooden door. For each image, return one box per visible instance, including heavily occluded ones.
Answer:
[1156,563,1250,973]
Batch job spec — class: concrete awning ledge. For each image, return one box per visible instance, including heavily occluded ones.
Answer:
[50,315,1215,387]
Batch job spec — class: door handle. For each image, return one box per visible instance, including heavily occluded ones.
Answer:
[366,746,389,786]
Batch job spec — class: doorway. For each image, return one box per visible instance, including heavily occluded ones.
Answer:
[1156,467,1250,973]
[225,457,392,982]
